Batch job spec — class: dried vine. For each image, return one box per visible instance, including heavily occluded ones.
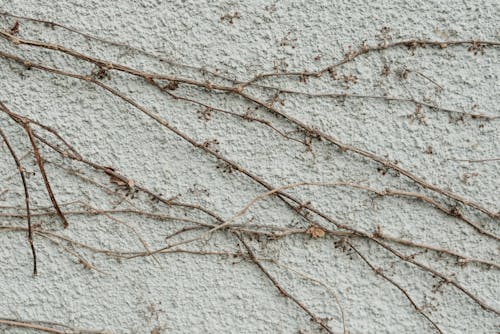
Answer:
[0,11,498,334]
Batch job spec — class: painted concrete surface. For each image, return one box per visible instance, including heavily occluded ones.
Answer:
[0,1,498,333]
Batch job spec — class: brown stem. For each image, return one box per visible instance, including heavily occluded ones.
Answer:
[0,103,69,228]
[348,242,443,334]
[0,126,37,275]
[235,233,336,334]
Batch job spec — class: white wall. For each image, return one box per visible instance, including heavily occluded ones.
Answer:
[0,1,498,333]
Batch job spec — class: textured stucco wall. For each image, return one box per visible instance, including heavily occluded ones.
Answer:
[0,1,499,333]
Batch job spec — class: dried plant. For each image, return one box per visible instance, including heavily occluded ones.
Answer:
[0,11,499,334]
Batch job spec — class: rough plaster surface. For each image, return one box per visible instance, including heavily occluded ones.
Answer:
[0,1,499,333]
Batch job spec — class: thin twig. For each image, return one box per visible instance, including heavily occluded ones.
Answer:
[0,126,37,275]
[235,233,335,334]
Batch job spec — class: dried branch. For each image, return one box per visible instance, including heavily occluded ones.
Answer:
[0,15,497,333]
[0,126,36,275]
[1,102,68,228]
[235,233,336,334]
